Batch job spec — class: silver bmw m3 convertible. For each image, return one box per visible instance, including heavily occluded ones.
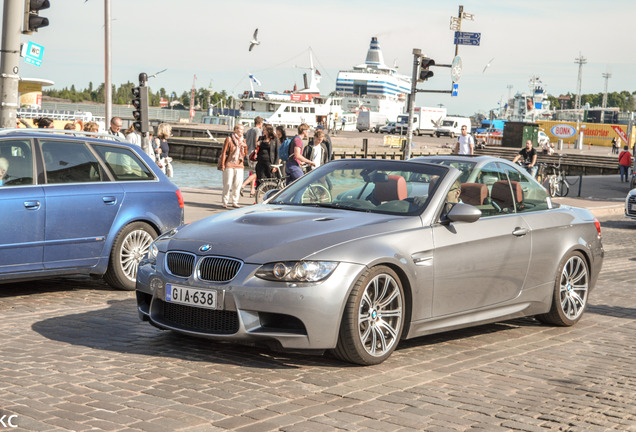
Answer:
[136,156,604,365]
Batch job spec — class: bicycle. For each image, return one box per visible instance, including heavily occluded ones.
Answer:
[543,155,570,198]
[254,164,333,204]
[254,164,285,203]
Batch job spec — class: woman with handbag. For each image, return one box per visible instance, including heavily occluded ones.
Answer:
[219,124,248,208]
[255,124,280,189]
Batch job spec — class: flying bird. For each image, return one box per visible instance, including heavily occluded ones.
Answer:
[249,28,260,52]
[482,57,495,73]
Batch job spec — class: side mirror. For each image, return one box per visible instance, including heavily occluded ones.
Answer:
[444,202,481,224]
[262,189,279,202]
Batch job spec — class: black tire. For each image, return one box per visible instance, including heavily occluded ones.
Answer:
[435,132,440,138]
[333,266,405,365]
[536,251,589,326]
[255,180,280,203]
[104,222,157,291]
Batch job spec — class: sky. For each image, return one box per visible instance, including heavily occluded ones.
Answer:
[3,0,635,116]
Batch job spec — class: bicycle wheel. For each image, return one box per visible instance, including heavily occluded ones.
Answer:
[255,180,281,203]
[301,183,332,204]
[552,176,569,197]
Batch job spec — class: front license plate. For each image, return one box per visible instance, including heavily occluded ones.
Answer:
[631,203,636,211]
[166,284,217,309]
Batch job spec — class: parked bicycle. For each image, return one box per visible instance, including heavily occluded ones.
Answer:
[543,155,570,197]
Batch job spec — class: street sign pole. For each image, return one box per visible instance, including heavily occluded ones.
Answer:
[0,0,23,128]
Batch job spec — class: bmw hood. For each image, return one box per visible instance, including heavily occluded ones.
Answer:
[164,205,420,263]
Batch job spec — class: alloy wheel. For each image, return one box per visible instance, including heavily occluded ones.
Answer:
[358,273,403,357]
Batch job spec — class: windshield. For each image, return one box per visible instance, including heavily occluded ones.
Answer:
[426,159,476,183]
[441,120,455,127]
[268,160,448,215]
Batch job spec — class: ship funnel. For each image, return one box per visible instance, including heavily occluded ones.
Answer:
[365,37,386,68]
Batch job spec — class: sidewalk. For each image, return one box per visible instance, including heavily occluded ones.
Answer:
[180,175,627,224]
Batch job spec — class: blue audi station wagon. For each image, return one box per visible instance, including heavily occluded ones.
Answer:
[0,129,184,290]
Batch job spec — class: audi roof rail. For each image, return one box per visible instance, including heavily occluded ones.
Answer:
[0,128,129,143]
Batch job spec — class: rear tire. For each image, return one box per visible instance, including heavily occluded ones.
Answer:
[333,266,405,365]
[104,222,157,291]
[536,251,589,326]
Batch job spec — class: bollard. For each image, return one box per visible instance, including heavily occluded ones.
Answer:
[578,173,582,197]
[558,139,563,150]
[362,138,368,158]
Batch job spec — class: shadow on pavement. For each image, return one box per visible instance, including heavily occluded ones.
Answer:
[31,298,350,370]
[587,304,636,319]
[31,295,548,369]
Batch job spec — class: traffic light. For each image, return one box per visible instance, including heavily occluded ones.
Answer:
[132,86,149,133]
[418,58,435,82]
[23,0,50,34]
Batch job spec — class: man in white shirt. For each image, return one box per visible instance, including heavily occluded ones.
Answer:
[303,130,329,171]
[454,125,474,155]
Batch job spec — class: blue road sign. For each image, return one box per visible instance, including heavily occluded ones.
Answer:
[452,83,459,97]
[454,31,481,46]
[24,41,44,67]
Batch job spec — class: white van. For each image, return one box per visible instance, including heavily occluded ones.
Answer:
[436,116,471,138]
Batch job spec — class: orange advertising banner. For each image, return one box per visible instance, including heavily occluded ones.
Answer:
[538,120,635,147]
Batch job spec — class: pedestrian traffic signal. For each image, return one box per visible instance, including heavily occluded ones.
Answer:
[418,58,435,82]
[131,86,149,133]
[23,0,50,34]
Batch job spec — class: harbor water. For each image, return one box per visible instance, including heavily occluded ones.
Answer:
[170,160,249,189]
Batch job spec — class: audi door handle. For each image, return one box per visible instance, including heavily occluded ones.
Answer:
[24,201,40,210]
[102,196,117,205]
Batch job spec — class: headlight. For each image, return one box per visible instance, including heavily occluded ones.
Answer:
[149,243,159,259]
[255,261,338,282]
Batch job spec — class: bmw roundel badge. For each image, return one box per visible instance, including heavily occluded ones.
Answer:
[199,244,211,252]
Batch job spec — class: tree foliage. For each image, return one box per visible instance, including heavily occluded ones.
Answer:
[43,83,232,109]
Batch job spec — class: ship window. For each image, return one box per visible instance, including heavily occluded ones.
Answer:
[284,106,290,112]
[267,103,275,112]
[353,81,367,96]
[304,107,310,113]
[291,107,297,113]
[310,108,315,113]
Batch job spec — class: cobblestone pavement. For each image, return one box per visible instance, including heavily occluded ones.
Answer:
[0,215,635,432]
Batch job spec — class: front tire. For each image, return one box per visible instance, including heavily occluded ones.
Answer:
[536,251,589,326]
[104,222,157,291]
[333,266,405,365]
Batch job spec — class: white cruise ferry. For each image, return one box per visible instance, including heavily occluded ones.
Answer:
[237,51,343,130]
[335,37,411,122]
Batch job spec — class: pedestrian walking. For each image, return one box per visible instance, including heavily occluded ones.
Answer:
[286,123,315,185]
[157,123,173,177]
[108,117,125,138]
[618,145,632,183]
[454,125,474,155]
[255,124,279,188]
[241,117,263,196]
[219,124,248,208]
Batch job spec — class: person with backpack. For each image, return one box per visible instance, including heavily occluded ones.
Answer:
[618,145,632,183]
[285,123,315,185]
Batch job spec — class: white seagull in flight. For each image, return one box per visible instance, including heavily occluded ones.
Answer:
[483,57,495,73]
[249,29,260,52]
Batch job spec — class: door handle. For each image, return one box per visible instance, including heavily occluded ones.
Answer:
[102,196,117,205]
[24,200,40,210]
[512,227,528,237]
